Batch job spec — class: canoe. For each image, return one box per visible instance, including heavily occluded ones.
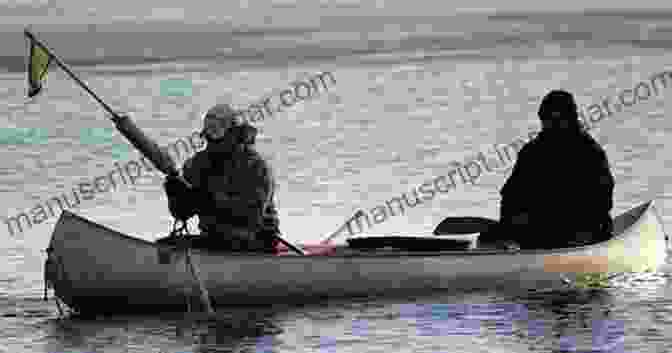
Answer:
[44,200,669,315]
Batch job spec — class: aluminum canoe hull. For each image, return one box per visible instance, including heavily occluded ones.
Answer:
[44,201,669,314]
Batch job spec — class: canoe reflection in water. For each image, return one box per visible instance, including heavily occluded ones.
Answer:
[271,300,623,353]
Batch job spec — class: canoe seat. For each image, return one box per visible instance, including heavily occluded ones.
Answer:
[154,234,272,253]
[156,234,210,248]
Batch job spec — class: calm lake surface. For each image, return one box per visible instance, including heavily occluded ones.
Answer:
[3,2,672,352]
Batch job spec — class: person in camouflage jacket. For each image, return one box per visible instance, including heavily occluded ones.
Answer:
[163,103,280,253]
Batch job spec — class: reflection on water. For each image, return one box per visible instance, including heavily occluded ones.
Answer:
[39,307,285,353]
[509,288,620,352]
[3,272,669,353]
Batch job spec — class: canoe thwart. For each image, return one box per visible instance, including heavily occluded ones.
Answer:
[347,236,474,251]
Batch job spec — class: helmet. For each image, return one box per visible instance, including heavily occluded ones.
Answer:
[200,103,256,145]
[200,103,242,141]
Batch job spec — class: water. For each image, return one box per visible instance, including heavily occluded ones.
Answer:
[3,2,672,352]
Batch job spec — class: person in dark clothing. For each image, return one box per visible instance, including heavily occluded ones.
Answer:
[479,90,614,249]
[161,103,280,253]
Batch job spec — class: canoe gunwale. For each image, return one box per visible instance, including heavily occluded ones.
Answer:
[44,200,667,314]
[53,200,657,258]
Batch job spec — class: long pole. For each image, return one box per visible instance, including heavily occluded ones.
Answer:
[25,28,216,316]
[26,28,306,257]
[185,248,215,317]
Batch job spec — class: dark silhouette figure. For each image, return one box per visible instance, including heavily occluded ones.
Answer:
[161,104,280,253]
[480,90,614,249]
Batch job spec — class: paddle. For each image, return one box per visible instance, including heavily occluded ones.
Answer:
[432,216,499,235]
[319,212,498,246]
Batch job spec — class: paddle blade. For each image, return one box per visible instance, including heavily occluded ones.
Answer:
[433,217,498,235]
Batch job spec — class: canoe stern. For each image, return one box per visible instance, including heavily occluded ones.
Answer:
[542,201,669,274]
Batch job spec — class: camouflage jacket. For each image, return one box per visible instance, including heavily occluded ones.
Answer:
[168,143,280,236]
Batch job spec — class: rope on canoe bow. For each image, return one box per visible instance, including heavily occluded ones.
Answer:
[170,219,215,316]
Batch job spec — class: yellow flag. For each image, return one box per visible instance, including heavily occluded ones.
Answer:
[26,32,53,98]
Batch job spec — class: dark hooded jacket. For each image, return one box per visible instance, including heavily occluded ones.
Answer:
[497,126,614,248]
[167,124,280,239]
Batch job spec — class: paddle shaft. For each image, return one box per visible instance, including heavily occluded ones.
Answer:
[185,248,215,317]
